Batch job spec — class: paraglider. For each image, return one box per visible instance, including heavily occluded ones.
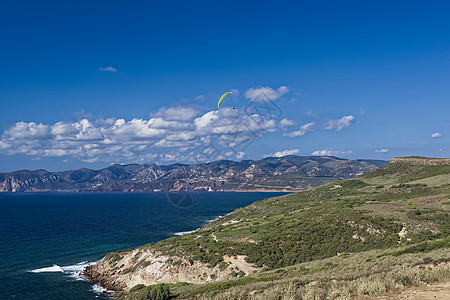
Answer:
[218,92,232,109]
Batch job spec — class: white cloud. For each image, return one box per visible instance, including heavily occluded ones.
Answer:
[244,86,288,102]
[272,149,299,157]
[325,115,354,131]
[152,106,198,121]
[230,89,240,96]
[284,122,315,137]
[99,66,117,72]
[311,149,353,156]
[280,118,295,127]
[0,105,284,163]
[431,132,442,138]
[4,122,50,139]
[375,148,389,153]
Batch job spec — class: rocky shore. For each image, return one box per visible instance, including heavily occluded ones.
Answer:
[83,246,260,292]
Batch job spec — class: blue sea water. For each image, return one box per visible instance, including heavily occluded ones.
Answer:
[0,192,286,300]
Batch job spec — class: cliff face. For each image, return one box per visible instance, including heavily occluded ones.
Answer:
[0,155,387,192]
[391,157,450,166]
[0,170,63,192]
[84,248,260,291]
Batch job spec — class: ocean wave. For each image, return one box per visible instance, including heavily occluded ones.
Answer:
[29,264,64,273]
[29,261,96,280]
[174,216,223,236]
[174,230,197,236]
[205,215,223,224]
[92,283,112,295]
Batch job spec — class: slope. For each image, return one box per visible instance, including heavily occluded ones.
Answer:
[84,157,450,298]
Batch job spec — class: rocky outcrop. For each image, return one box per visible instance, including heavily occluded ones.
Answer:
[391,157,450,166]
[83,248,260,291]
[0,170,63,192]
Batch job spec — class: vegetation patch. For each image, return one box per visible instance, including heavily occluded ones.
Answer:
[379,237,450,257]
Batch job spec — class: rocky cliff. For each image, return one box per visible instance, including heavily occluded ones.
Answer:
[84,247,260,291]
[391,156,450,166]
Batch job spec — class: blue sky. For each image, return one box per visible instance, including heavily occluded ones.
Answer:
[1,0,449,172]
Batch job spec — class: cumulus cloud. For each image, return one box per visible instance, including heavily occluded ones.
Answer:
[311,149,353,156]
[4,122,50,139]
[375,148,389,153]
[284,122,315,137]
[244,86,288,102]
[99,66,117,72]
[152,106,198,121]
[325,115,354,131]
[0,105,283,163]
[271,149,299,157]
[431,132,442,138]
[280,118,295,127]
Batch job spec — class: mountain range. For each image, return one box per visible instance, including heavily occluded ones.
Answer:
[0,155,387,192]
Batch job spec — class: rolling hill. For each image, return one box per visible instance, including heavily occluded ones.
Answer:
[84,157,450,299]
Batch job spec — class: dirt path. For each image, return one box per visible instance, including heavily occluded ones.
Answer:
[211,232,218,242]
[222,255,260,275]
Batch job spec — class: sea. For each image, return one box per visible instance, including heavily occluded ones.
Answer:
[0,191,287,300]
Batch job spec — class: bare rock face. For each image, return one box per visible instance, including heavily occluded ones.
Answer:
[83,248,260,291]
[391,157,450,166]
[0,170,63,192]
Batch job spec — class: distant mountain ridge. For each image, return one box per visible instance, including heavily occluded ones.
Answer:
[0,155,387,192]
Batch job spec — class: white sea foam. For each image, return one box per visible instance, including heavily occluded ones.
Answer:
[205,215,223,224]
[174,216,223,236]
[174,230,197,236]
[92,283,111,294]
[29,264,64,273]
[29,261,96,280]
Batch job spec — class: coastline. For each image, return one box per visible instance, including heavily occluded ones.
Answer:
[83,214,225,291]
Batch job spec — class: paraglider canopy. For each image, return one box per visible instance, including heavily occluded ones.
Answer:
[218,92,232,109]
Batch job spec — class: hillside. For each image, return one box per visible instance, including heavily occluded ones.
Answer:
[0,155,386,192]
[84,157,450,299]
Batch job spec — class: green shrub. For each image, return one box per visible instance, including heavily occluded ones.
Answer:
[105,252,123,263]
[135,283,170,300]
[356,279,386,295]
[172,259,182,266]
[129,284,145,292]
[379,237,450,257]
[142,261,152,268]
[218,261,229,271]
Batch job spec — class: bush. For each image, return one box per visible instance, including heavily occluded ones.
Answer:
[135,283,170,300]
[129,284,145,292]
[356,279,386,295]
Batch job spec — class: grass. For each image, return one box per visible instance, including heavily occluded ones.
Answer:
[379,236,450,257]
[166,244,450,299]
